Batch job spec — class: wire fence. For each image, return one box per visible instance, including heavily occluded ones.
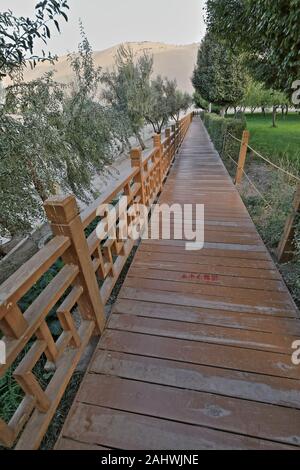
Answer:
[225,150,272,208]
[224,131,299,211]
[222,129,300,266]
[226,132,300,183]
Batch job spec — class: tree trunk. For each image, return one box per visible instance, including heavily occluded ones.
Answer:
[262,106,266,116]
[272,106,277,127]
[220,106,226,117]
[120,137,131,154]
[285,104,289,116]
[126,137,132,150]
[208,103,212,113]
[136,132,146,150]
[26,160,48,201]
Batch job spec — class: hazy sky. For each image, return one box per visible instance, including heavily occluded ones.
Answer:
[2,0,207,55]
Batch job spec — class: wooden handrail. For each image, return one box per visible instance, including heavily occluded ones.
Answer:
[0,112,193,449]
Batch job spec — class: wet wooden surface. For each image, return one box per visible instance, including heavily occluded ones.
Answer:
[56,117,300,450]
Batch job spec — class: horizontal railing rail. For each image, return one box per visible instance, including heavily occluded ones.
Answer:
[0,112,193,449]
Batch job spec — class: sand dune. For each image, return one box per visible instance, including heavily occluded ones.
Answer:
[20,41,199,94]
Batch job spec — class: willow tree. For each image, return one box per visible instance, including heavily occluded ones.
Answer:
[101,45,153,150]
[62,28,115,199]
[0,32,115,239]
[192,32,246,116]
[0,0,69,79]
[1,74,68,237]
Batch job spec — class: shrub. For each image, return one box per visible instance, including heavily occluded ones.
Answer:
[202,112,246,158]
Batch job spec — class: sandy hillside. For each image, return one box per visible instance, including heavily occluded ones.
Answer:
[19,42,199,94]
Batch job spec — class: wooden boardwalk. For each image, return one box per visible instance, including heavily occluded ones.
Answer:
[56,117,300,450]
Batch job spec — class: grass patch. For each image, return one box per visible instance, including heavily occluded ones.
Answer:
[223,155,300,306]
[39,371,84,450]
[245,113,300,171]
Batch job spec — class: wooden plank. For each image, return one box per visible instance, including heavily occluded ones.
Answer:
[113,299,300,335]
[91,350,300,409]
[108,313,294,354]
[119,286,296,317]
[137,249,276,270]
[77,374,300,446]
[128,266,285,291]
[121,280,294,310]
[61,403,294,450]
[132,255,281,279]
[99,330,300,379]
[140,242,271,261]
[140,239,268,254]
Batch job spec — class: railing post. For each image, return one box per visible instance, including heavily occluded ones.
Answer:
[165,128,171,167]
[171,124,176,157]
[277,183,300,263]
[235,130,250,185]
[175,122,180,150]
[153,133,162,190]
[44,195,106,334]
[130,148,146,205]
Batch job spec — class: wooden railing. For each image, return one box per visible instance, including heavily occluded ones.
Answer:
[0,112,193,449]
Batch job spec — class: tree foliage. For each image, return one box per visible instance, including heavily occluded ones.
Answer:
[206,0,300,92]
[242,80,288,111]
[193,91,209,111]
[101,45,153,149]
[0,23,191,240]
[165,79,192,122]
[0,0,69,79]
[192,32,246,115]
[102,46,192,137]
[145,77,192,132]
[0,32,114,238]
[145,75,170,134]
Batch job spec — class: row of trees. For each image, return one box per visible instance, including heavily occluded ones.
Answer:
[0,4,191,241]
[192,1,299,125]
[192,32,246,117]
[240,80,289,126]
[101,45,191,148]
